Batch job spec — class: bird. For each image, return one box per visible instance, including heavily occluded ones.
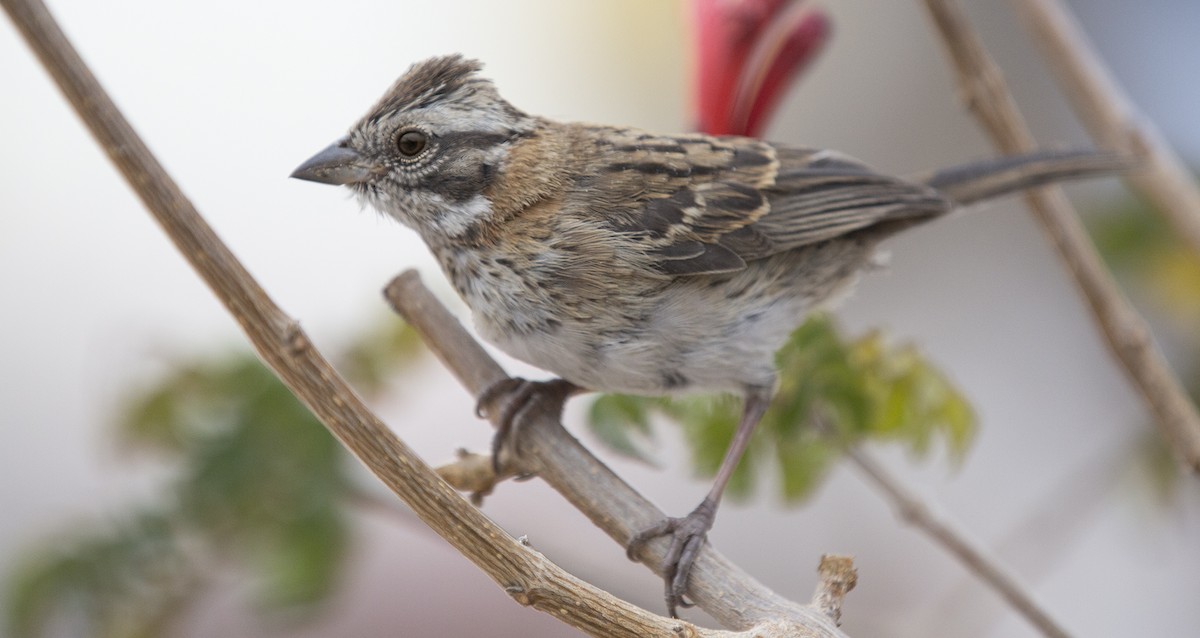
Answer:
[291,54,1129,617]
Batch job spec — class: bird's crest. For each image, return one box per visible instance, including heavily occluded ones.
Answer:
[360,54,523,125]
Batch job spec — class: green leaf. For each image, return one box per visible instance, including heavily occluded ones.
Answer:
[776,435,838,502]
[587,314,978,503]
[677,395,757,500]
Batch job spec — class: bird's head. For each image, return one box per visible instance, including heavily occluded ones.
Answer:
[292,55,534,239]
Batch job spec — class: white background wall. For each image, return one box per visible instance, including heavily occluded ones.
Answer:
[2,1,1198,636]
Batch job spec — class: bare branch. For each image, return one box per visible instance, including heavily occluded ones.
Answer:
[846,447,1071,638]
[919,0,1200,473]
[0,0,851,634]
[385,272,849,636]
[1014,0,1200,254]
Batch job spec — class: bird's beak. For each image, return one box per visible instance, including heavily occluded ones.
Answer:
[291,137,374,185]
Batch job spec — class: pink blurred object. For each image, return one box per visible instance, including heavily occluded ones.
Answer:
[693,0,831,137]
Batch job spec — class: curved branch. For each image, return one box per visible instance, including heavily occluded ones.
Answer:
[920,0,1200,473]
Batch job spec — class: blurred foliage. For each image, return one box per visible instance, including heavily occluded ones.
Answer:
[6,319,422,638]
[1087,190,1200,498]
[8,512,190,638]
[1132,431,1188,508]
[1089,195,1200,339]
[588,315,977,503]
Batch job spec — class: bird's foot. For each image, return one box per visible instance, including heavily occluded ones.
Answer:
[626,498,718,618]
[474,377,578,474]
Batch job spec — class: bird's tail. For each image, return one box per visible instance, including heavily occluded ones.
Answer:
[916,149,1133,205]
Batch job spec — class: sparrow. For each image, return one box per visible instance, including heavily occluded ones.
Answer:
[292,54,1129,617]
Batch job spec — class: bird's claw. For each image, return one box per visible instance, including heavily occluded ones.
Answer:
[474,377,525,419]
[474,377,578,474]
[626,499,717,618]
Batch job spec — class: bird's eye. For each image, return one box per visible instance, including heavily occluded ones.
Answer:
[396,130,427,157]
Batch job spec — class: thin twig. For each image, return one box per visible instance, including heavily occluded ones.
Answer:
[0,1,844,635]
[1014,0,1200,254]
[846,447,1071,638]
[385,272,848,636]
[919,0,1200,472]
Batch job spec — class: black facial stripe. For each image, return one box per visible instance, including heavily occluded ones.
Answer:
[424,168,488,202]
[412,130,523,203]
[437,130,520,150]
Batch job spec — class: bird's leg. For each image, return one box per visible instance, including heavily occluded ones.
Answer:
[475,377,582,473]
[626,386,772,618]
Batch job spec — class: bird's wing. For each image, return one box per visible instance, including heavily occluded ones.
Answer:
[741,147,952,259]
[585,133,950,277]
